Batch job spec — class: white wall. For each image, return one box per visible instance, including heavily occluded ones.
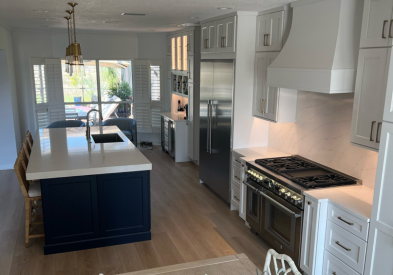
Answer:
[0,22,20,169]
[268,91,379,189]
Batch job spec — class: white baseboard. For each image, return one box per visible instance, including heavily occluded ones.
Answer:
[0,163,13,170]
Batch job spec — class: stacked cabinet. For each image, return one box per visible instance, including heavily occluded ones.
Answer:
[362,2,393,274]
[166,28,200,162]
[201,16,236,54]
[351,0,393,151]
[252,5,297,123]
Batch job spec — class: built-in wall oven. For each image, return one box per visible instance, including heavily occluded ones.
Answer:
[245,164,304,265]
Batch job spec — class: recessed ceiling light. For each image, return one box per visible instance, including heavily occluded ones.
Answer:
[189,16,199,19]
[218,7,231,10]
[103,21,121,24]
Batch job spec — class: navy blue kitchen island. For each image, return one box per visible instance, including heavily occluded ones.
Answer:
[25,126,153,254]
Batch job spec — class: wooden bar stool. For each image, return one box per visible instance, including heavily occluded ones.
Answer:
[22,139,31,161]
[14,148,44,247]
[26,130,34,149]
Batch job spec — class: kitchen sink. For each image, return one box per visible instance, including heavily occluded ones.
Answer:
[92,133,124,144]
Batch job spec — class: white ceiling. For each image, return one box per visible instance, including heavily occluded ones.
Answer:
[0,0,295,32]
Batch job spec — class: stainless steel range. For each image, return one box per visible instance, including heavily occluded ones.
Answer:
[244,155,359,266]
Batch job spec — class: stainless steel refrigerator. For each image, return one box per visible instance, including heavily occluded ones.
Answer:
[199,60,234,203]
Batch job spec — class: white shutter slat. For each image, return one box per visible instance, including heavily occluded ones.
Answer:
[151,106,162,133]
[134,104,152,133]
[133,60,150,104]
[45,59,65,124]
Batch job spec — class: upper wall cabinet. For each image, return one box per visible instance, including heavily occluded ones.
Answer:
[360,0,393,48]
[201,16,236,54]
[166,36,171,55]
[351,48,389,151]
[256,11,284,52]
[252,52,297,123]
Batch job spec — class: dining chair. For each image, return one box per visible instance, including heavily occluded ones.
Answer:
[262,249,301,275]
[26,130,34,149]
[22,139,31,161]
[14,148,44,247]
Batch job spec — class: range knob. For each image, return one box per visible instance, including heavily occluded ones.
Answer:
[284,192,291,199]
[279,188,285,195]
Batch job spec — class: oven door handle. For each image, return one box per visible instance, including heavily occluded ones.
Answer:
[259,190,302,218]
[244,181,258,192]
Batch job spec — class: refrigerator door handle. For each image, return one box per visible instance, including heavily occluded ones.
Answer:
[206,101,210,153]
[209,100,213,154]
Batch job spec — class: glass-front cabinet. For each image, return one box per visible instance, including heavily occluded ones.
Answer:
[183,35,188,71]
[170,33,190,73]
[171,37,176,70]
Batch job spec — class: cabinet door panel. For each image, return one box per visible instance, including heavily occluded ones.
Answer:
[383,49,393,123]
[351,48,387,150]
[252,52,267,118]
[267,11,284,51]
[215,19,225,53]
[207,21,216,53]
[166,55,171,79]
[166,36,171,55]
[223,16,236,53]
[360,0,393,48]
[201,23,209,53]
[188,83,194,120]
[256,14,269,51]
[177,36,182,71]
[365,122,393,275]
[97,171,150,237]
[187,31,194,56]
[188,120,193,160]
[300,197,319,275]
[171,36,176,70]
[264,53,279,121]
[41,176,99,244]
[188,56,194,83]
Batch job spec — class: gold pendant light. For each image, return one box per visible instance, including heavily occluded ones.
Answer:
[64,2,84,76]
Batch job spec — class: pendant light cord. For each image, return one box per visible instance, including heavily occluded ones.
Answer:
[73,6,77,43]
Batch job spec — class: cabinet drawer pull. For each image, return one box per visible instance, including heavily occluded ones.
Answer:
[308,201,312,205]
[383,20,389,38]
[263,34,267,46]
[376,122,382,143]
[333,272,337,275]
[338,216,354,226]
[234,176,241,181]
[223,37,226,47]
[266,34,270,46]
[335,241,351,251]
[370,121,376,141]
[234,196,240,202]
[187,44,189,52]
[390,20,393,38]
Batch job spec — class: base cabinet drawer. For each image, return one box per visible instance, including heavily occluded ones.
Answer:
[231,184,241,209]
[328,203,369,241]
[231,164,242,185]
[325,221,367,274]
[323,250,360,275]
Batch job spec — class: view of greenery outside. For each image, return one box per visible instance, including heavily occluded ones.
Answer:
[61,60,133,122]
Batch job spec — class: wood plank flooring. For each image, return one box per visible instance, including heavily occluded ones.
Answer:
[0,147,272,275]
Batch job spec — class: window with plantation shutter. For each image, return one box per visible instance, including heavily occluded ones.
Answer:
[33,65,47,104]
[32,59,50,129]
[151,106,162,133]
[150,65,161,101]
[134,104,152,133]
[45,59,66,124]
[133,60,150,104]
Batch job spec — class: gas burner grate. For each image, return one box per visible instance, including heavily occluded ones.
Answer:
[256,156,319,173]
[291,174,356,188]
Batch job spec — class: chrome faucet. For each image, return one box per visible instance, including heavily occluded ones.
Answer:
[86,109,103,142]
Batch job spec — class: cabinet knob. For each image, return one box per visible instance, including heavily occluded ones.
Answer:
[308,201,312,205]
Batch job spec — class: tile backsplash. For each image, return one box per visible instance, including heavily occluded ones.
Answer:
[268,91,379,189]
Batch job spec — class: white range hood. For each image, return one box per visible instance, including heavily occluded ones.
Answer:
[267,0,363,94]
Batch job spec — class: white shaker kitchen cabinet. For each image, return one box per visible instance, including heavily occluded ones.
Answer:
[351,48,388,151]
[187,83,194,160]
[167,55,171,79]
[252,52,268,118]
[383,49,393,123]
[215,16,236,53]
[365,122,393,275]
[252,52,297,123]
[300,196,328,275]
[187,31,194,56]
[256,14,270,52]
[360,0,393,48]
[255,11,284,52]
[187,55,194,83]
[201,22,216,53]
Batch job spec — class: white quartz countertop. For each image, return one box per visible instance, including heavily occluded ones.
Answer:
[233,147,373,221]
[160,112,187,122]
[305,185,374,221]
[26,126,152,180]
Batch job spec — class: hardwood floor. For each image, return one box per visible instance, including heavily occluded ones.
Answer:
[0,147,272,275]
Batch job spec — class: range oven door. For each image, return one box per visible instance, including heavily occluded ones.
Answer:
[245,181,262,234]
[260,190,302,265]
